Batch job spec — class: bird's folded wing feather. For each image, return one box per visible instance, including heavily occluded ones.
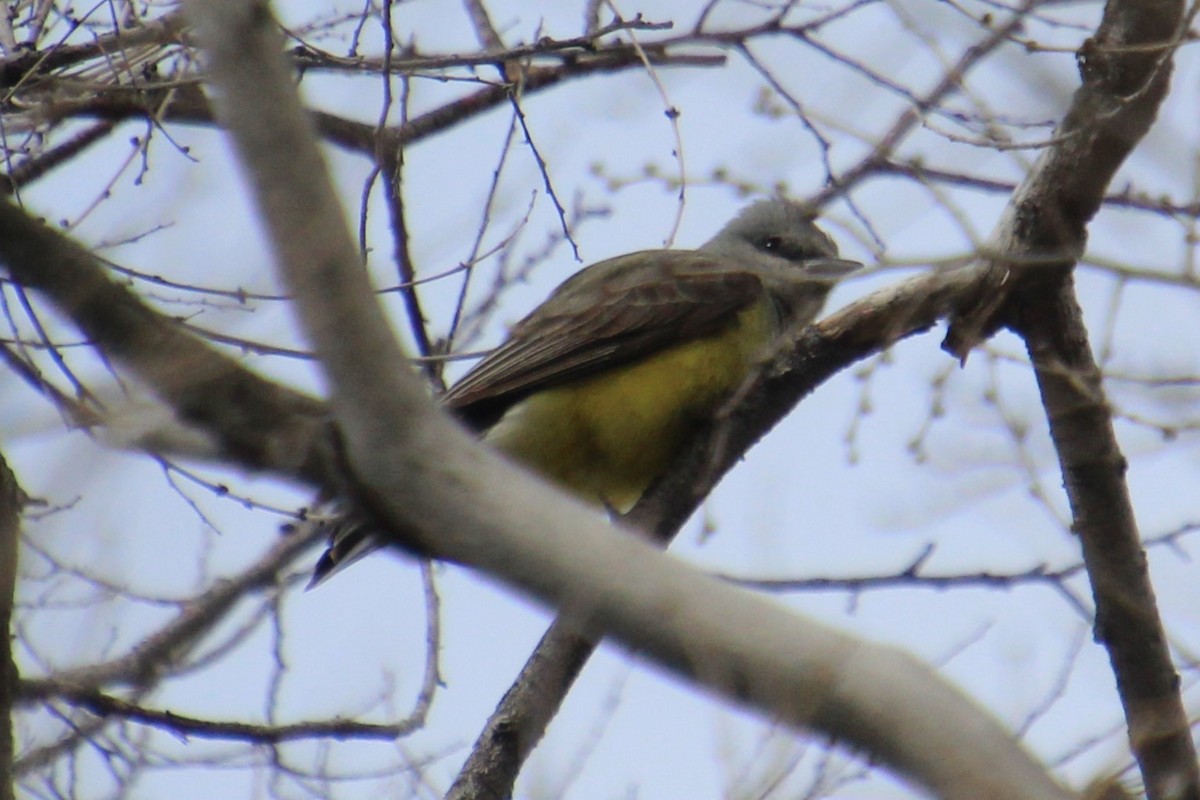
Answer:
[442,250,763,427]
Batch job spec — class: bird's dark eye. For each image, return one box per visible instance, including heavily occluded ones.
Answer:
[763,236,783,251]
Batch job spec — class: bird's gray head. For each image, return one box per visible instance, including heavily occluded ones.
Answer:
[700,199,858,284]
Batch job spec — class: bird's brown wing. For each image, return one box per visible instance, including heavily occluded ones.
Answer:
[442,250,764,430]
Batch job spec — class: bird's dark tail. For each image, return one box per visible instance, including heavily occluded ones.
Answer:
[304,510,383,590]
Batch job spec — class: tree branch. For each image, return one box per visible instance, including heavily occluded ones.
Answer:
[1017,278,1199,800]
[930,0,1196,794]
[448,264,979,798]
[942,0,1185,357]
[15,39,722,166]
[0,200,331,482]
[439,8,1192,793]
[0,451,24,800]
[17,525,321,696]
[39,686,418,743]
[179,1,1076,798]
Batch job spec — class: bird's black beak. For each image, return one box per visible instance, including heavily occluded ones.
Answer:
[804,257,862,281]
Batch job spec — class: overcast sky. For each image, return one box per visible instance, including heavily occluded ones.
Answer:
[7,1,1200,798]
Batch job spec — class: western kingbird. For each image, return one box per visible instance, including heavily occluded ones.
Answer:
[308,198,857,587]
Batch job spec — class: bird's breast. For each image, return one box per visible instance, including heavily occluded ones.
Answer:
[482,301,776,511]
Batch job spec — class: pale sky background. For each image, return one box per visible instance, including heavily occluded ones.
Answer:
[5,0,1200,798]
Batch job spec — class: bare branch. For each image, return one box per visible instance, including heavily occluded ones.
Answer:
[943,0,1186,356]
[42,687,419,743]
[0,450,24,800]
[17,525,321,696]
[910,0,1198,793]
[449,260,980,797]
[1018,280,1199,800]
[180,2,1075,797]
[0,200,330,482]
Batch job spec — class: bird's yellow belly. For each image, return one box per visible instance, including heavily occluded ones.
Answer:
[483,304,772,511]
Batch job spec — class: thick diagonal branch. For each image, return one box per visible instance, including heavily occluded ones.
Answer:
[1016,280,1198,800]
[178,2,1077,798]
[0,452,24,800]
[447,264,976,799]
[938,0,1195,794]
[0,202,330,481]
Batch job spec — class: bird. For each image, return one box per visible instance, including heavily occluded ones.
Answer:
[307,198,858,587]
